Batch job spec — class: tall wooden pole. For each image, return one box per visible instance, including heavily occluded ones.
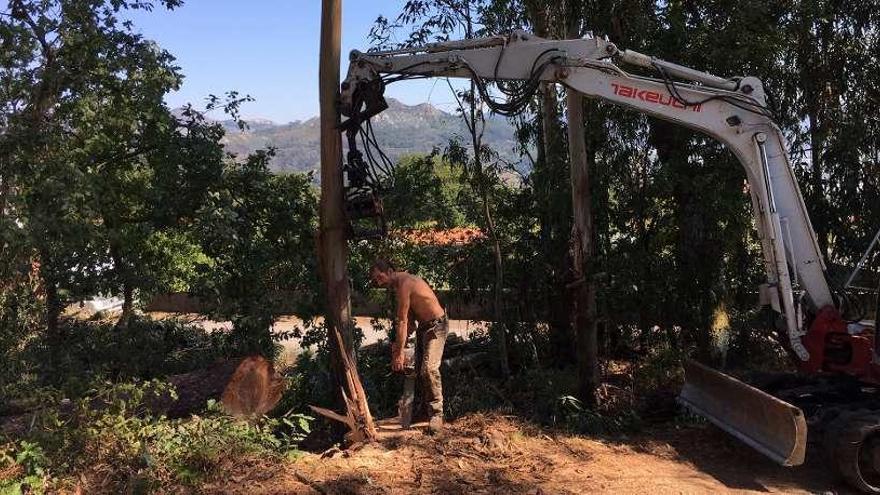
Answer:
[318,0,353,359]
[317,0,377,442]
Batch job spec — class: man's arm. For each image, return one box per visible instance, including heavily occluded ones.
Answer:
[392,281,411,372]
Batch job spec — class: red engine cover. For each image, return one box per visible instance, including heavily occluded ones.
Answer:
[800,305,878,382]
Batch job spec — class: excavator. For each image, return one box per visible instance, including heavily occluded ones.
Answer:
[337,31,880,492]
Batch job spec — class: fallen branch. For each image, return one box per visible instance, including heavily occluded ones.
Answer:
[309,405,352,427]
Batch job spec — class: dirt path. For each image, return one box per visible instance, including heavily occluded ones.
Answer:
[202,413,849,494]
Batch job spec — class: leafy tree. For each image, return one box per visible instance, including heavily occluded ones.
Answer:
[382,153,466,229]
[0,0,184,347]
[192,149,319,355]
[775,0,880,268]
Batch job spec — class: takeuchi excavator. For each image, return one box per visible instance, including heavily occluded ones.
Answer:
[337,31,880,492]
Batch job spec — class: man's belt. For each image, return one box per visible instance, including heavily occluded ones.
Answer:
[419,314,448,329]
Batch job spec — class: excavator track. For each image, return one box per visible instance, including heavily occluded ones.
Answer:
[825,411,880,493]
[682,362,880,493]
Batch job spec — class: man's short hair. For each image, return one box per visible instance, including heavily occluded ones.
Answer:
[370,259,395,273]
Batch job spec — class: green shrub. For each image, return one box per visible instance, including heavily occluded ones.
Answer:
[0,440,49,495]
[0,284,44,399]
[5,316,230,398]
[2,380,310,493]
[552,395,642,434]
[632,343,686,397]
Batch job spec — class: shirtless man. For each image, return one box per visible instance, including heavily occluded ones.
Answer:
[369,259,448,433]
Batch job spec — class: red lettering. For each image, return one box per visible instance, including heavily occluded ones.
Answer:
[610,82,701,112]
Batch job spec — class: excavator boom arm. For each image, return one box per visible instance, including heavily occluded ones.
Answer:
[342,31,833,346]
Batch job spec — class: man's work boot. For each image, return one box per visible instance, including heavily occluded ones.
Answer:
[427,415,444,435]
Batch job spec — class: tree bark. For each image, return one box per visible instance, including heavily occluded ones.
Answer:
[317,0,376,441]
[112,239,134,330]
[566,90,599,407]
[118,282,134,329]
[0,177,8,217]
[318,0,354,373]
[45,279,61,341]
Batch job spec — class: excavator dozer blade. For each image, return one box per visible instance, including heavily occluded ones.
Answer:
[679,360,807,466]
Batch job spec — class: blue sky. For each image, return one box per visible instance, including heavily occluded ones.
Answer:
[126,1,460,122]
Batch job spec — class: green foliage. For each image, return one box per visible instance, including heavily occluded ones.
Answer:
[632,344,686,398]
[1,0,321,362]
[0,316,228,399]
[0,0,198,335]
[384,153,466,229]
[191,150,319,355]
[0,283,43,394]
[552,395,642,435]
[1,380,311,493]
[0,441,49,494]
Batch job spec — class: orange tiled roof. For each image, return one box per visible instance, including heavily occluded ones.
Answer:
[393,227,485,246]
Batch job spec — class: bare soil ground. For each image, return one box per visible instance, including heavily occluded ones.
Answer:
[201,413,850,495]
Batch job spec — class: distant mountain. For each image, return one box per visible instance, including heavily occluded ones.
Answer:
[219,98,521,174]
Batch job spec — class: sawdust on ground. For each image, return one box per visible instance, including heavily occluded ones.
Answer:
[201,413,851,494]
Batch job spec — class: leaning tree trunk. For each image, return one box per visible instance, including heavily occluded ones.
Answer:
[40,260,64,369]
[116,281,134,330]
[316,0,377,443]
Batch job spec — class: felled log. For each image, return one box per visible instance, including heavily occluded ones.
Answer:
[151,355,285,418]
[1,356,284,436]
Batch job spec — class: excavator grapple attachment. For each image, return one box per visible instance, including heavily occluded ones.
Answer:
[679,360,807,466]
